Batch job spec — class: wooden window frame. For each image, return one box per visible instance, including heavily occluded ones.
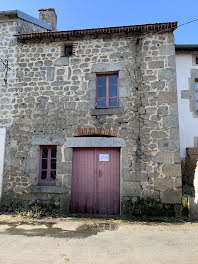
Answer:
[38,145,57,186]
[96,73,119,109]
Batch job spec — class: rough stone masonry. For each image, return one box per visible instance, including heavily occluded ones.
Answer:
[0,17,182,214]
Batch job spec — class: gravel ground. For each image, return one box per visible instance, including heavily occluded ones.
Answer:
[0,215,198,264]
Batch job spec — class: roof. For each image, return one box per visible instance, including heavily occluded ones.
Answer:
[175,44,198,51]
[0,10,51,30]
[14,21,177,41]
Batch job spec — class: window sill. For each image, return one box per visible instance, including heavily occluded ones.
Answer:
[29,186,68,194]
[91,107,124,116]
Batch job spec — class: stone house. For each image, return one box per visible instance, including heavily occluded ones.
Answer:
[0,8,182,215]
[0,8,54,207]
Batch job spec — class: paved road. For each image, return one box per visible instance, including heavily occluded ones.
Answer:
[0,216,198,264]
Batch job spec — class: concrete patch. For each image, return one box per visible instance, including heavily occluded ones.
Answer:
[0,224,10,231]
[15,224,48,230]
[53,222,82,231]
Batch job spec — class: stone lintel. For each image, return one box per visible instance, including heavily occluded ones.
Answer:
[66,137,126,148]
[91,62,123,73]
[32,134,65,145]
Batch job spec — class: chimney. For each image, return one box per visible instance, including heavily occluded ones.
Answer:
[38,8,57,31]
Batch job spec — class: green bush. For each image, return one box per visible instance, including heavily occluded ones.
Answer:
[15,203,62,218]
[123,197,175,217]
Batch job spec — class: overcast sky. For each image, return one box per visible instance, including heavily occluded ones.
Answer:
[1,0,198,44]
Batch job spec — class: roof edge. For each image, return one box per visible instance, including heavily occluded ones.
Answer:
[14,21,177,41]
[175,44,198,51]
[0,9,52,30]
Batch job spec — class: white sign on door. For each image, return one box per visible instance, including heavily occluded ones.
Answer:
[99,154,109,162]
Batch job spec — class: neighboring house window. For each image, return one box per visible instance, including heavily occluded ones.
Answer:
[39,146,56,186]
[96,74,118,108]
[195,79,198,111]
[65,45,73,57]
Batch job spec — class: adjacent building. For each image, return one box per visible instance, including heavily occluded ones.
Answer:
[0,8,182,215]
[0,8,54,205]
[176,45,198,158]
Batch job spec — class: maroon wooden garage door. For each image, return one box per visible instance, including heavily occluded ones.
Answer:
[71,147,120,215]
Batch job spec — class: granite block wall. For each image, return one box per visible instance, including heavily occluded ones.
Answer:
[0,30,182,213]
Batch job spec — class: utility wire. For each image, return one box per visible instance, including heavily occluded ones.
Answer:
[138,17,198,40]
[177,18,198,29]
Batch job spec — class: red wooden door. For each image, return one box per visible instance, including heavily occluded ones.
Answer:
[71,147,120,215]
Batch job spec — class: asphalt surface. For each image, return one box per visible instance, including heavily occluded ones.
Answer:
[0,215,198,264]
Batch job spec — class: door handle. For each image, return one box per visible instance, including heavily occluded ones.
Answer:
[99,169,102,177]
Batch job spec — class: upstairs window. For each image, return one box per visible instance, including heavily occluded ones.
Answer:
[65,45,73,57]
[196,57,198,65]
[39,146,57,186]
[96,74,118,108]
[195,79,198,111]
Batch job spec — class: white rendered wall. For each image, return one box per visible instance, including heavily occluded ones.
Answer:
[0,127,6,201]
[176,54,198,158]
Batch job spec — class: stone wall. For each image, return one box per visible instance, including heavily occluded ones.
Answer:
[0,20,17,127]
[17,18,51,34]
[1,30,182,212]
[0,18,50,128]
[0,16,52,207]
[136,33,181,206]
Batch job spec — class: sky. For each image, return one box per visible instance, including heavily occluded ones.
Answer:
[1,0,198,44]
